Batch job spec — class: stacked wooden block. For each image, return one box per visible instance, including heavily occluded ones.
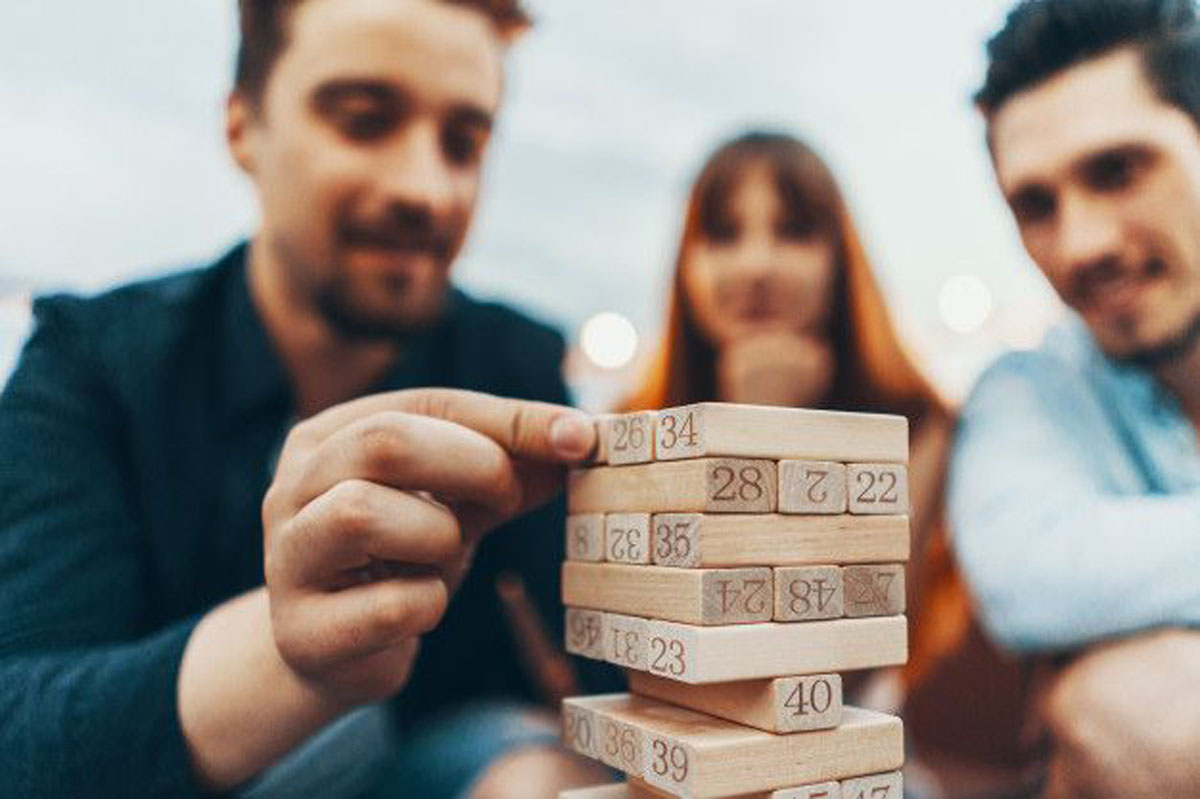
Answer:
[560,403,910,799]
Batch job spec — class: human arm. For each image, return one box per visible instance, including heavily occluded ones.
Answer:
[949,354,1200,653]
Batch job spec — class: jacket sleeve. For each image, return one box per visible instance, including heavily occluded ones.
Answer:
[949,352,1200,654]
[0,299,208,798]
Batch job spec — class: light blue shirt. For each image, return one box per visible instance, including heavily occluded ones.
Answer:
[950,317,1200,653]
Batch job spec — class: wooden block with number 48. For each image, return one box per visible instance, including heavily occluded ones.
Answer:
[564,562,773,625]
[629,670,843,734]
[774,566,844,622]
[654,403,908,463]
[569,459,778,514]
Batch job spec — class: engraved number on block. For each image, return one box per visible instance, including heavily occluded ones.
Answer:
[563,706,593,753]
[717,578,769,615]
[784,677,835,717]
[611,416,648,455]
[566,610,603,654]
[655,520,692,561]
[608,527,642,562]
[789,577,838,617]
[711,464,766,503]
[804,468,832,503]
[611,625,643,666]
[649,738,689,784]
[602,721,639,769]
[648,635,686,677]
[657,410,699,452]
[854,470,899,506]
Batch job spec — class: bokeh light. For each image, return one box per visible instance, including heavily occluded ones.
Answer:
[580,311,639,370]
[938,275,993,335]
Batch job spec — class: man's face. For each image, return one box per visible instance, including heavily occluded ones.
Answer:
[991,48,1200,363]
[231,0,504,337]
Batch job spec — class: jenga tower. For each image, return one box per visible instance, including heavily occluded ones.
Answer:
[559,403,910,799]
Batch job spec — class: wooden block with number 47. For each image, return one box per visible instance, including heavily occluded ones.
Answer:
[843,565,906,618]
[564,562,774,625]
[841,772,902,799]
[569,459,778,514]
[629,670,843,734]
[654,403,907,463]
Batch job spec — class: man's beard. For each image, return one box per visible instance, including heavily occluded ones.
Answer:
[314,271,449,341]
[1121,310,1200,369]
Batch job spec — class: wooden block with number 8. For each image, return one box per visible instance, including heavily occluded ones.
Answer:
[654,403,908,463]
[605,613,651,671]
[564,562,773,625]
[629,671,843,734]
[567,514,606,562]
[569,459,777,514]
[774,566,844,622]
[779,461,847,514]
[606,412,656,465]
[565,608,607,660]
[843,565,906,618]
[841,771,902,799]
[606,514,652,564]
[847,465,908,515]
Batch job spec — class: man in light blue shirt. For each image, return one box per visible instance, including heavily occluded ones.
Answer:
[953,0,1200,795]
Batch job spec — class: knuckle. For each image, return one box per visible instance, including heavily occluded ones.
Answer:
[356,418,411,477]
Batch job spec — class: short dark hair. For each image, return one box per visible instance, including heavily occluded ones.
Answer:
[977,0,1200,127]
[234,0,532,107]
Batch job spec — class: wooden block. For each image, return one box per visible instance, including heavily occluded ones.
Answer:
[591,414,615,465]
[629,671,843,734]
[840,771,902,799]
[606,514,653,564]
[648,514,909,569]
[778,461,847,515]
[606,412,657,465]
[654,403,907,464]
[641,616,907,683]
[628,779,840,799]
[842,565,906,618]
[563,697,601,761]
[568,514,606,562]
[564,695,904,799]
[569,459,778,514]
[566,607,607,660]
[773,566,844,622]
[564,562,773,626]
[606,613,651,671]
[846,464,909,515]
[596,710,645,775]
[559,785,634,799]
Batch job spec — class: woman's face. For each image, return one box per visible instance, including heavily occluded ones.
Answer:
[683,164,838,347]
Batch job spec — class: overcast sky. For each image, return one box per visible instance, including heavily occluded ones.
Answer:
[0,1,1064,399]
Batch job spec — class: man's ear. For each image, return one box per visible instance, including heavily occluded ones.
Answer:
[226,91,260,176]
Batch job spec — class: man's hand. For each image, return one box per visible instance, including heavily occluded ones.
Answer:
[261,389,595,706]
[717,332,834,408]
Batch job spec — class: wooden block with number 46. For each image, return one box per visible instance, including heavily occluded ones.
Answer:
[654,403,907,463]
[569,459,778,514]
[564,562,774,625]
[562,694,903,799]
[629,670,843,733]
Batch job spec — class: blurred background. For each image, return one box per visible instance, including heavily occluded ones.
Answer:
[0,0,1064,409]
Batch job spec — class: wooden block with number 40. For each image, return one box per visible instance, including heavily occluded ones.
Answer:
[629,670,843,734]
[569,459,778,514]
[654,403,907,463]
[564,562,774,625]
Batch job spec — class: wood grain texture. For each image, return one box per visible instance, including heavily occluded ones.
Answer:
[628,671,843,734]
[647,514,909,569]
[563,694,903,799]
[564,562,773,625]
[654,403,907,464]
[641,616,908,683]
[569,459,778,514]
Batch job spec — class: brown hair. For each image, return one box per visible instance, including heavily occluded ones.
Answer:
[626,130,943,426]
[234,0,532,106]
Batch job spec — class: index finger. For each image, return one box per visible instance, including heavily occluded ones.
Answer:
[290,388,596,463]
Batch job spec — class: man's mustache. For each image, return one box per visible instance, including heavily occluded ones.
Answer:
[338,213,455,259]
[1068,256,1165,305]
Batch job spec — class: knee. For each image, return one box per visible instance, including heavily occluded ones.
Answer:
[468,745,611,799]
[1044,630,1200,799]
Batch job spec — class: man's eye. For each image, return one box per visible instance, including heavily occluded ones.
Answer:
[1085,152,1139,191]
[443,128,484,166]
[1012,188,1056,226]
[336,110,396,142]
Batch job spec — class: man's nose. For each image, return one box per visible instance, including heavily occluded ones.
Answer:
[1056,191,1124,285]
[377,122,455,216]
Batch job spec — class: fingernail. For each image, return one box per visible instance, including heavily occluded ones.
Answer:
[549,412,595,459]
